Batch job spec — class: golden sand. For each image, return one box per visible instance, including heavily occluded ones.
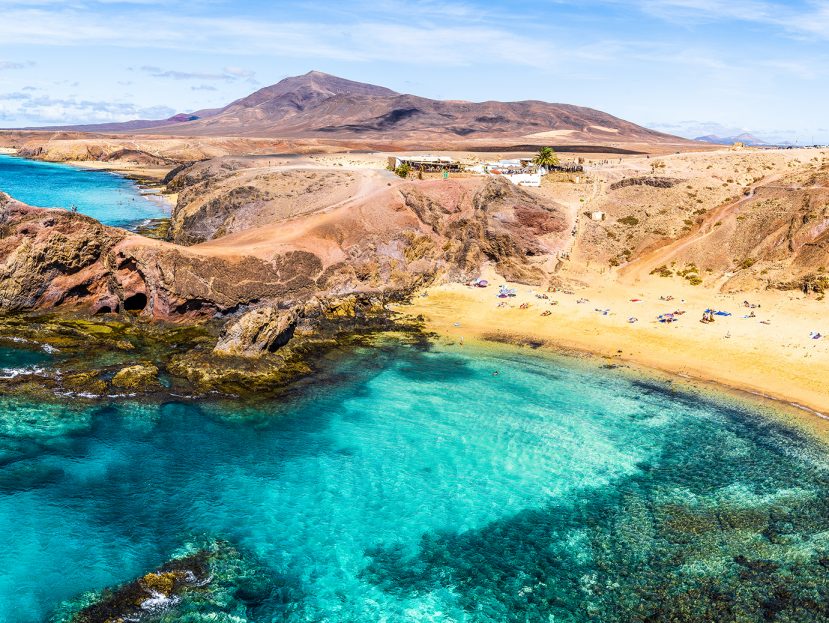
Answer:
[403,274,829,418]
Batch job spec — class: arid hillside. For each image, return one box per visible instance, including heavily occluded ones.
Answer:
[564,147,829,292]
[24,71,691,147]
[4,143,829,332]
[0,156,571,320]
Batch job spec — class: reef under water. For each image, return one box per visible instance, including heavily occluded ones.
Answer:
[2,344,829,622]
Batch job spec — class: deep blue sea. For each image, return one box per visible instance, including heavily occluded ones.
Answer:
[0,154,168,228]
[1,343,829,622]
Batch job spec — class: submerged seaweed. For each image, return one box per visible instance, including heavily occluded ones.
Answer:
[361,397,829,622]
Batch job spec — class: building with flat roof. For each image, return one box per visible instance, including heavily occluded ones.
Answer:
[387,155,464,172]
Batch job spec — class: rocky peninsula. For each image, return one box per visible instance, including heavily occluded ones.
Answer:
[0,155,569,402]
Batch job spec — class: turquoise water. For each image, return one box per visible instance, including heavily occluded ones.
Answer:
[0,154,168,228]
[2,344,829,621]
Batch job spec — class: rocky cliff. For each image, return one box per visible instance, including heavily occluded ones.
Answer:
[0,162,569,395]
[1,169,567,318]
[0,193,326,318]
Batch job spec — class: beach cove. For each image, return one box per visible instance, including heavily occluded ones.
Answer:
[2,153,829,620]
[5,340,829,621]
[405,275,829,419]
[0,154,170,229]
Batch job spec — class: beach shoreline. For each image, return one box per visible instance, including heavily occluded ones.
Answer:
[64,160,178,208]
[424,336,829,445]
[402,273,829,421]
[0,150,177,209]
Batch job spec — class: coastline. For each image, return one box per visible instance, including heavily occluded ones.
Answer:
[64,160,178,208]
[439,334,829,443]
[66,158,171,181]
[402,275,829,421]
[0,150,177,209]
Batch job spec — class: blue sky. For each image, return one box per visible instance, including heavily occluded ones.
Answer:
[0,0,827,142]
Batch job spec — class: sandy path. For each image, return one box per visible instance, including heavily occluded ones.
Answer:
[189,168,397,261]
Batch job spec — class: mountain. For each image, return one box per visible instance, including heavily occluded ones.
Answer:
[34,71,688,145]
[29,112,216,134]
[695,133,771,146]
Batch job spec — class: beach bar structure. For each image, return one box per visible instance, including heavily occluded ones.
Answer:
[469,159,546,187]
[387,155,464,173]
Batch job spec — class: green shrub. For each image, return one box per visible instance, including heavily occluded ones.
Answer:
[394,163,412,178]
[650,265,673,278]
[618,215,640,226]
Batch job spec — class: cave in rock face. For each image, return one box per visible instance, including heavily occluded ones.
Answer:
[123,292,148,312]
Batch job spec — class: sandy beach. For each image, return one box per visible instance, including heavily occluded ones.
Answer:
[66,159,172,181]
[404,271,829,417]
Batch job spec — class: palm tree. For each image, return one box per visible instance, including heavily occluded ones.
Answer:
[533,146,559,171]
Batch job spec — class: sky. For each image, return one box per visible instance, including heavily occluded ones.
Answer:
[0,0,827,143]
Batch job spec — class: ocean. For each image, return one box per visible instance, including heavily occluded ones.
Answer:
[1,343,828,622]
[0,154,168,229]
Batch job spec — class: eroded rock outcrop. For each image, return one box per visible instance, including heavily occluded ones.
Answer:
[610,176,682,191]
[167,160,358,245]
[399,176,567,284]
[0,194,127,311]
[0,196,327,319]
[1,165,570,319]
[214,306,298,356]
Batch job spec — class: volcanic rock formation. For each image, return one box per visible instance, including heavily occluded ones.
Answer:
[0,169,569,321]
[37,71,687,146]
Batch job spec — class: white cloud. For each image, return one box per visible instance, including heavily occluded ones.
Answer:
[0,8,565,68]
[0,60,34,70]
[0,91,174,124]
[632,0,829,39]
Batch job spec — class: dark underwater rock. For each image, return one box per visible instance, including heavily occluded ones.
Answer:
[53,539,288,623]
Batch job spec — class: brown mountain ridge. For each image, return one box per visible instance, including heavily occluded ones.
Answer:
[31,71,689,145]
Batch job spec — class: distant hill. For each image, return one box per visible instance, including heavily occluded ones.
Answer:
[29,71,691,145]
[694,133,772,146]
[34,113,214,134]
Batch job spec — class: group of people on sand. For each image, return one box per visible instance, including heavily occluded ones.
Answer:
[700,310,716,323]
[658,310,685,323]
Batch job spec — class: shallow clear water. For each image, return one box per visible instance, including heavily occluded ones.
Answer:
[0,344,51,379]
[0,154,168,228]
[2,344,829,622]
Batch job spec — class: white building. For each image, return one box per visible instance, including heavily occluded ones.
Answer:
[387,155,463,172]
[504,173,542,187]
